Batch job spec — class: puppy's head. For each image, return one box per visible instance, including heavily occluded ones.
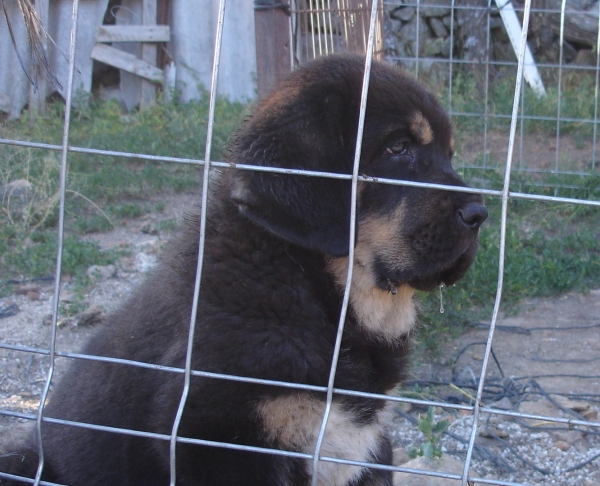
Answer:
[228,54,487,292]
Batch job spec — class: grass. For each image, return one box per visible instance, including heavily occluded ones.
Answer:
[1,79,599,353]
[0,92,248,290]
[429,67,600,141]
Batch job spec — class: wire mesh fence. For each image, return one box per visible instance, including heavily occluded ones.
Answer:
[384,0,600,190]
[1,0,600,485]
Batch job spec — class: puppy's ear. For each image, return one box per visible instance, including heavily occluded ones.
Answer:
[228,88,358,257]
[231,171,353,257]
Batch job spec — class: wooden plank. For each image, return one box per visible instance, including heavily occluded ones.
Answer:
[95,25,170,43]
[254,1,292,99]
[90,44,163,83]
[29,0,49,119]
[141,0,158,109]
[0,93,10,113]
[494,0,546,98]
[156,0,172,69]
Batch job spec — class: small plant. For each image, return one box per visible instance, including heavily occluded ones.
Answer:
[408,407,450,460]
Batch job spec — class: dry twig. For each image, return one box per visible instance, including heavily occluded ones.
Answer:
[1,0,61,90]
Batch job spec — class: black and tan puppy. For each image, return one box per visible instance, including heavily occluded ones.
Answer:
[1,55,487,485]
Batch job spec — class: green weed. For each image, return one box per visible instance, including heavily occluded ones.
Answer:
[0,225,120,281]
[448,68,600,137]
[408,407,451,459]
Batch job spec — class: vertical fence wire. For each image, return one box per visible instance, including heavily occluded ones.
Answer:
[415,0,421,78]
[167,1,226,484]
[482,0,492,170]
[554,0,567,187]
[593,3,600,172]
[30,1,80,484]
[447,0,455,117]
[459,0,534,482]
[310,0,379,483]
[518,62,525,173]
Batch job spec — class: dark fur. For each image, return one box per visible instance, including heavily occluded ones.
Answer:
[0,55,486,485]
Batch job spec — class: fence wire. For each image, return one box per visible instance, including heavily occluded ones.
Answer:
[1,0,599,485]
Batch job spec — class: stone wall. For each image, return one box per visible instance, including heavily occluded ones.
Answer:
[384,0,600,76]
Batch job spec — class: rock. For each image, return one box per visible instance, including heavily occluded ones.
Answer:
[398,16,429,57]
[391,6,415,22]
[555,440,570,451]
[140,223,158,235]
[26,291,40,301]
[393,447,410,466]
[487,397,514,411]
[479,426,509,439]
[15,285,41,296]
[0,179,34,220]
[74,305,104,327]
[518,398,560,426]
[419,0,452,18]
[428,17,448,38]
[0,179,33,204]
[582,409,598,420]
[119,256,137,273]
[552,430,583,445]
[87,264,117,280]
[394,455,464,485]
[442,15,453,28]
[548,448,561,459]
[586,470,600,484]
[388,18,403,35]
[0,93,10,113]
[551,395,590,413]
[135,252,157,273]
[398,402,412,414]
[573,48,596,66]
[475,436,500,448]
[573,436,592,453]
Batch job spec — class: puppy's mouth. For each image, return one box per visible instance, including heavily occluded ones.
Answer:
[373,241,478,293]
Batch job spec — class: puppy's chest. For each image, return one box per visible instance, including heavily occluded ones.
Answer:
[258,394,390,486]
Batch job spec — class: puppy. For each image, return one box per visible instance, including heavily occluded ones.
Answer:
[0,54,487,486]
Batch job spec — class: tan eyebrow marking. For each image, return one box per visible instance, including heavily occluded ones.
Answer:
[410,111,433,145]
[450,136,455,154]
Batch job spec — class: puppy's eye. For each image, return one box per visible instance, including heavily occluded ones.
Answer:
[386,142,410,155]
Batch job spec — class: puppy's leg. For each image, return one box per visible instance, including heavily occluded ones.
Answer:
[0,426,53,485]
[352,435,393,486]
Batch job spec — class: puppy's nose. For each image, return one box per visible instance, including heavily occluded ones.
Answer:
[457,203,488,230]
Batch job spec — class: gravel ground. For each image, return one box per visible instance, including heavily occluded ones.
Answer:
[389,403,600,485]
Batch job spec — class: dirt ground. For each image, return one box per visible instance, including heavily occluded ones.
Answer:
[1,190,599,485]
[416,289,600,398]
